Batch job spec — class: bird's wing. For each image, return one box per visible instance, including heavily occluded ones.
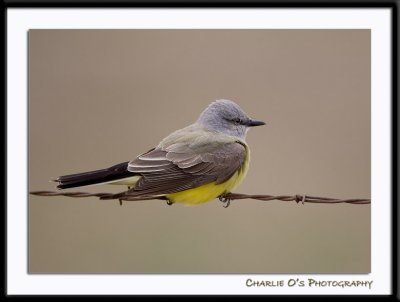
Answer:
[126,139,247,196]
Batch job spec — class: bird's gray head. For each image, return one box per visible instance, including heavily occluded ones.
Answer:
[196,99,265,140]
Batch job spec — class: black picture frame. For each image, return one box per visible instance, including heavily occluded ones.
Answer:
[3,1,397,299]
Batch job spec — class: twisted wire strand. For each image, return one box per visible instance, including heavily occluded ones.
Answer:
[29,191,371,205]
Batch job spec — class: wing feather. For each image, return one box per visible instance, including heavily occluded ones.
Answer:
[126,139,247,196]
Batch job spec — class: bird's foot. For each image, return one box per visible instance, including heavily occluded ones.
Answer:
[166,198,174,206]
[219,194,231,208]
[119,199,123,206]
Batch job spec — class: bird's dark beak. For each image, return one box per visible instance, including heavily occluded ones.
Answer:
[248,119,266,127]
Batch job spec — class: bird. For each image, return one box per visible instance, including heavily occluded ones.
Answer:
[53,99,265,206]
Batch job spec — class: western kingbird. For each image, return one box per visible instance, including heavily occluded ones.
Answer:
[54,99,265,205]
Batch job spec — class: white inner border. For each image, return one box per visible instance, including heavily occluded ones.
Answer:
[7,8,391,295]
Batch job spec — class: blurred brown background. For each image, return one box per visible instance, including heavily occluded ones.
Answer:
[28,29,370,273]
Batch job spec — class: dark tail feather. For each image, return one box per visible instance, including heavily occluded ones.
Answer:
[54,161,133,189]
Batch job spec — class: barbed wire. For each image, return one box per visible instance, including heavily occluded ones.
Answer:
[29,190,371,207]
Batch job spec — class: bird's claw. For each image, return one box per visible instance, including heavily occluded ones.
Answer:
[166,199,174,206]
[219,195,231,208]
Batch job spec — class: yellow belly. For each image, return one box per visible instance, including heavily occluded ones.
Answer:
[111,141,250,206]
[167,151,250,205]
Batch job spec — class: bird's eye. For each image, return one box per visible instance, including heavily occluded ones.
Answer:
[233,118,242,125]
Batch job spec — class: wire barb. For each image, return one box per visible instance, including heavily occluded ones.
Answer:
[29,191,371,205]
